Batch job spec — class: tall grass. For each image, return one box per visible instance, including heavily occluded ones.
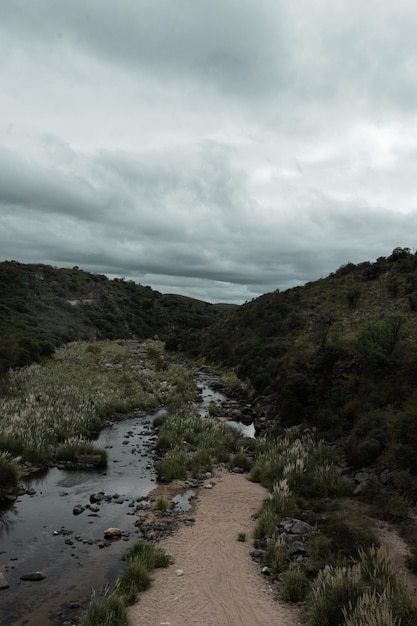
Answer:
[79,595,128,626]
[156,405,238,481]
[0,340,195,482]
[80,541,170,625]
[308,546,417,626]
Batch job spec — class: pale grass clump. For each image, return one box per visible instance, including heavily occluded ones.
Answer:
[309,564,363,626]
[313,462,350,497]
[343,589,400,626]
[358,545,399,591]
[263,536,288,573]
[251,427,316,489]
[308,546,417,625]
[268,478,294,516]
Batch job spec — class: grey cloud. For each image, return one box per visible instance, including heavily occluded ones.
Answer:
[1,1,417,303]
[0,146,108,221]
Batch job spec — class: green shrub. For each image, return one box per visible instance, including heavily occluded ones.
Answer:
[79,594,128,626]
[208,401,221,416]
[355,438,381,467]
[307,532,336,570]
[308,564,364,626]
[343,590,400,626]
[55,437,107,467]
[254,504,279,543]
[0,451,19,490]
[114,561,151,604]
[317,518,377,561]
[126,541,170,570]
[262,538,288,574]
[154,496,170,514]
[280,566,308,602]
[312,463,352,498]
[228,449,253,472]
[157,447,187,482]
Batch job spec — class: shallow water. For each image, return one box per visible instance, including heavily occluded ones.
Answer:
[0,412,161,625]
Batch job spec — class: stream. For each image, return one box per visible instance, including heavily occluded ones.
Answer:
[0,371,252,625]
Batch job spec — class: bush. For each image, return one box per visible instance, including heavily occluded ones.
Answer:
[157,447,187,482]
[114,560,151,605]
[154,496,170,513]
[262,538,288,574]
[55,437,107,468]
[125,541,170,570]
[280,566,307,602]
[308,564,364,626]
[343,590,400,626]
[308,546,417,626]
[355,438,381,467]
[79,594,128,626]
[228,450,253,472]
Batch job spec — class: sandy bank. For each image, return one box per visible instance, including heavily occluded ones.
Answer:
[129,468,302,626]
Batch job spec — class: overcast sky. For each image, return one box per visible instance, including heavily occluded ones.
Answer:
[1,1,417,303]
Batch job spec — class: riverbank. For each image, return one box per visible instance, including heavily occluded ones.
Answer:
[129,468,303,626]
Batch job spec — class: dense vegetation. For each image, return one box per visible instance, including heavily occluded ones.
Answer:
[0,339,195,482]
[195,248,417,477]
[0,260,232,372]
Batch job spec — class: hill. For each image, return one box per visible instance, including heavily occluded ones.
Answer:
[0,261,232,371]
[194,247,417,476]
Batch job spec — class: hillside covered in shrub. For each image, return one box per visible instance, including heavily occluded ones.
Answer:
[0,261,233,372]
[195,247,417,476]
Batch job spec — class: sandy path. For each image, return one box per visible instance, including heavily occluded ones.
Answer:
[129,468,302,626]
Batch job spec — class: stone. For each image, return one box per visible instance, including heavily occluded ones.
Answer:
[175,569,184,577]
[291,520,314,535]
[280,517,313,535]
[288,541,307,556]
[90,492,105,503]
[104,527,122,539]
[355,471,370,484]
[20,571,46,581]
[73,505,85,516]
[250,548,266,561]
[0,572,9,590]
[380,469,392,484]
